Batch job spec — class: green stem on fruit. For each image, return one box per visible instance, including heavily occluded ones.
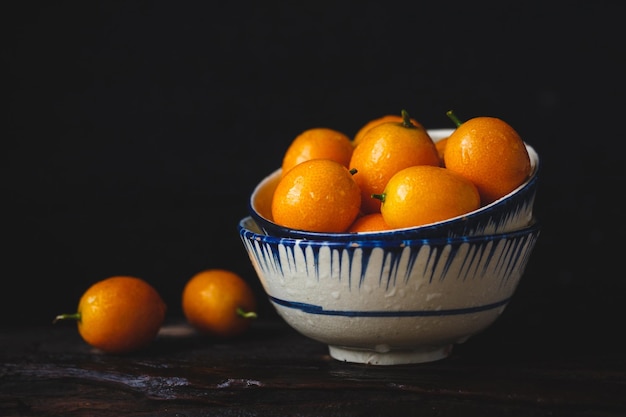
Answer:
[53,313,81,324]
[371,193,385,203]
[446,110,463,127]
[400,109,415,128]
[236,307,258,320]
[349,168,358,175]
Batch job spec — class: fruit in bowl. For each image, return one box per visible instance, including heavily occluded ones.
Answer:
[349,110,441,214]
[249,128,539,241]
[238,215,541,365]
[444,110,532,206]
[271,159,362,233]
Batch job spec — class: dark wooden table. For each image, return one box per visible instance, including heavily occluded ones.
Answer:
[2,312,625,417]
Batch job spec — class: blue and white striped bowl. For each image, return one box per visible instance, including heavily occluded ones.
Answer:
[249,128,539,240]
[238,215,541,365]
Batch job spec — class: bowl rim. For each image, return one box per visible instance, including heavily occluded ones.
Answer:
[248,128,540,240]
[239,215,541,248]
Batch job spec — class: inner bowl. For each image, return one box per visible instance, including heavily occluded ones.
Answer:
[249,129,539,241]
[238,215,541,365]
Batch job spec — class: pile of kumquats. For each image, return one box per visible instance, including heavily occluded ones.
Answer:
[271,110,532,234]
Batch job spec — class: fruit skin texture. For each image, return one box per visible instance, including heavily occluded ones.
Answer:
[271,159,361,233]
[353,114,424,147]
[349,112,440,214]
[378,165,481,229]
[182,269,257,338]
[435,137,448,167]
[444,117,531,205]
[72,276,166,354]
[347,213,391,233]
[281,127,354,175]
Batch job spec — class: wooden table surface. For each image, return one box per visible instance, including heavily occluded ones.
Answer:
[2,313,625,417]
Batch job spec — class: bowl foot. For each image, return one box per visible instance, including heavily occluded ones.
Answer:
[328,344,453,365]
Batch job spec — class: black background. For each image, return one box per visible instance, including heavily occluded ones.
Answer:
[3,1,624,341]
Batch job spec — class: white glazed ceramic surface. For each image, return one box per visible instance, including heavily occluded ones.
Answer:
[249,129,539,241]
[238,216,541,365]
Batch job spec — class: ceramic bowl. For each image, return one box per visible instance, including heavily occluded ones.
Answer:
[249,128,539,240]
[238,215,541,365]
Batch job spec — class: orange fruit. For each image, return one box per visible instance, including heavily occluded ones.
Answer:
[271,158,361,233]
[444,111,531,205]
[373,165,480,229]
[347,212,391,233]
[54,276,167,354]
[435,137,448,167]
[281,127,354,175]
[353,113,424,147]
[349,110,440,214]
[182,269,257,338]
